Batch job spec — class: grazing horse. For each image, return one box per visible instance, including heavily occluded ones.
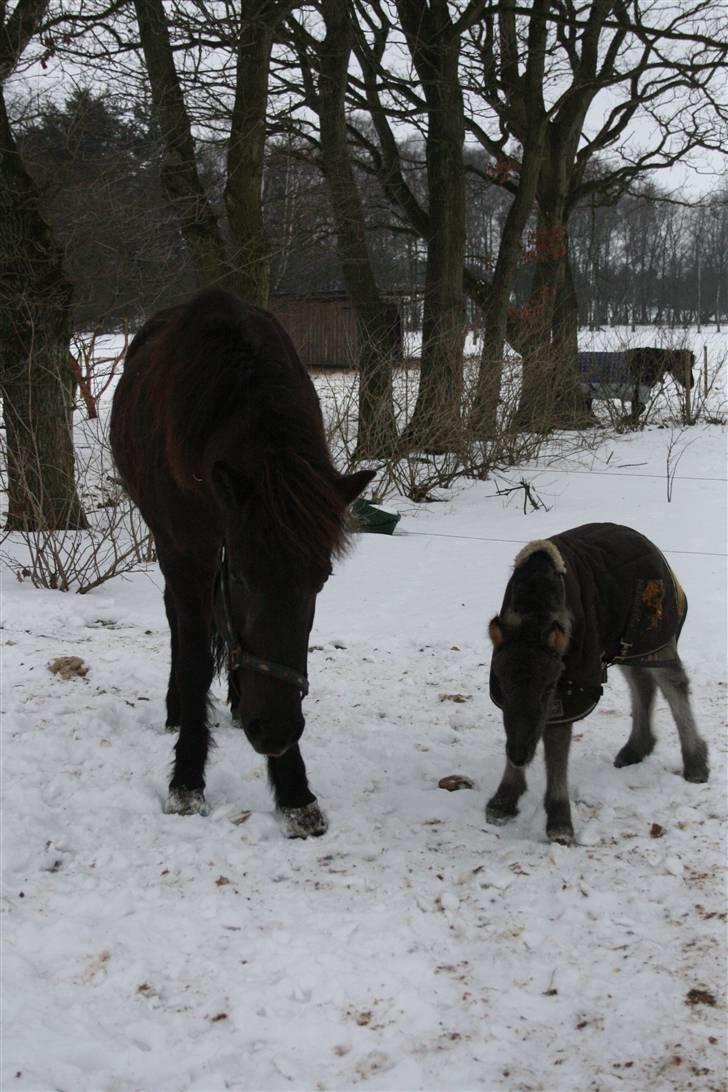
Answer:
[486,523,709,844]
[578,347,694,423]
[110,288,374,834]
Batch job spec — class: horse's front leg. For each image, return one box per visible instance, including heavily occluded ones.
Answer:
[486,759,528,825]
[267,746,328,838]
[163,586,181,732]
[163,601,215,817]
[164,620,214,815]
[543,722,574,844]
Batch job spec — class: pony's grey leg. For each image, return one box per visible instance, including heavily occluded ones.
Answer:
[543,723,574,844]
[486,759,527,825]
[615,665,657,767]
[654,659,709,782]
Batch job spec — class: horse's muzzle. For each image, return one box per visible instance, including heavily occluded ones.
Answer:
[244,716,304,757]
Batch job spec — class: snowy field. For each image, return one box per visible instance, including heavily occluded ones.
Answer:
[2,328,727,1091]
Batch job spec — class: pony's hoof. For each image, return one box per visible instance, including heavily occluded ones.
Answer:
[164,788,209,816]
[547,826,574,846]
[614,746,646,768]
[280,802,328,839]
[485,798,518,825]
[164,723,179,735]
[684,765,709,783]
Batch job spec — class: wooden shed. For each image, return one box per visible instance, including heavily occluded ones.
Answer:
[270,293,357,369]
[270,292,403,371]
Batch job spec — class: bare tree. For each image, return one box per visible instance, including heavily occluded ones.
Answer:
[1,0,86,530]
[349,0,487,451]
[463,0,728,429]
[132,0,295,303]
[285,1,398,457]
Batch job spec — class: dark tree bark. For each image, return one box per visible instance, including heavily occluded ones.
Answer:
[0,10,86,531]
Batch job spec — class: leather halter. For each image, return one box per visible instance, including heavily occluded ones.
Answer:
[215,548,310,697]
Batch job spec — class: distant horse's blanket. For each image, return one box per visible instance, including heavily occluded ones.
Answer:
[576,352,652,402]
[490,523,687,725]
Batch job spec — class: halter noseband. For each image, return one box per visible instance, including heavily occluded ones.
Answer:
[215,548,310,698]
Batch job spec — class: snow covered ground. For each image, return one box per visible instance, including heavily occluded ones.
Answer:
[2,330,727,1091]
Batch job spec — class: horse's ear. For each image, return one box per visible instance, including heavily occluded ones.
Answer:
[489,617,505,648]
[545,621,570,656]
[210,462,254,510]
[336,468,377,506]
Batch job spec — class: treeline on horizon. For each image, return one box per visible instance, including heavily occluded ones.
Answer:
[15,87,727,336]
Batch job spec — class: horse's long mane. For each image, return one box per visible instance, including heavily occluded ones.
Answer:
[148,289,349,567]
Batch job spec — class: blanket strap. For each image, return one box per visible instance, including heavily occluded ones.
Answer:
[616,578,645,659]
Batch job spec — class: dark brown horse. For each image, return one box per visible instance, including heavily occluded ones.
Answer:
[110,289,373,834]
[578,347,695,424]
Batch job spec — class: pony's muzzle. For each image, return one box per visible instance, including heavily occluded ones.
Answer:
[244,716,304,757]
[506,743,533,769]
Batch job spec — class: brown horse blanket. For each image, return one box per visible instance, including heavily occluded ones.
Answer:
[489,522,687,725]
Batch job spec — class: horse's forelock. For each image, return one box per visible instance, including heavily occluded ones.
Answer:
[514,539,566,574]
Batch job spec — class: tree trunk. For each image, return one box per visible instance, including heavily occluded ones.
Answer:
[397,1,466,452]
[318,0,397,456]
[514,209,588,431]
[0,89,86,530]
[470,0,550,437]
[224,1,292,305]
[471,135,546,435]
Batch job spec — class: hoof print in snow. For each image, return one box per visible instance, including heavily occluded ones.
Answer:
[163,789,209,816]
[438,774,474,792]
[48,656,88,680]
[280,802,328,838]
[685,988,717,1007]
[438,692,471,703]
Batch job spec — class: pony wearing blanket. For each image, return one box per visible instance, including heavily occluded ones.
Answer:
[487,523,709,844]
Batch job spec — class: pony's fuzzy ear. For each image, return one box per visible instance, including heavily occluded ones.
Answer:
[545,620,570,656]
[336,468,377,506]
[489,617,505,648]
[209,462,254,510]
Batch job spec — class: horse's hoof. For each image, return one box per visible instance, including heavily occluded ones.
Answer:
[485,797,518,825]
[280,801,328,839]
[547,826,574,846]
[164,788,209,816]
[684,765,709,783]
[164,722,179,735]
[614,745,648,768]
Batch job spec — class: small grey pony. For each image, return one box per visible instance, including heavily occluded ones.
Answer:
[486,523,709,844]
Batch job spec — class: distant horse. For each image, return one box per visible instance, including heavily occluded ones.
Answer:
[110,288,373,834]
[486,523,709,844]
[577,347,694,423]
